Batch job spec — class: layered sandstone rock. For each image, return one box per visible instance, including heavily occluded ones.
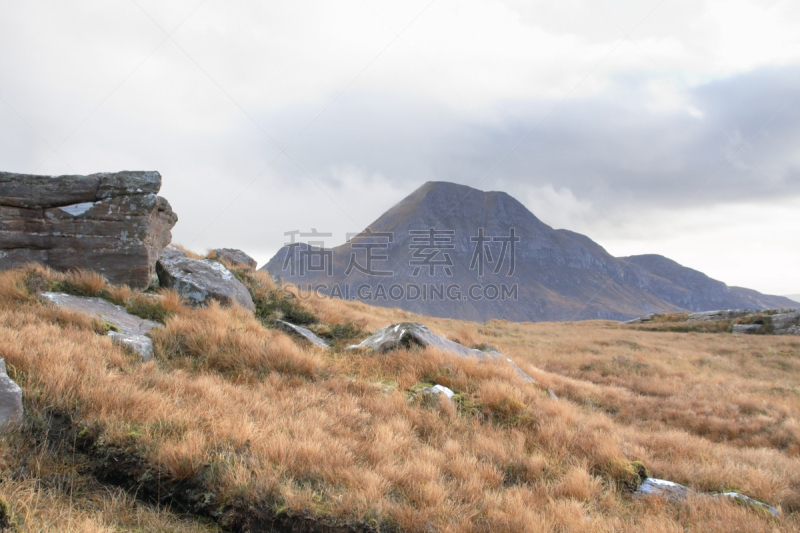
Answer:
[0,171,177,288]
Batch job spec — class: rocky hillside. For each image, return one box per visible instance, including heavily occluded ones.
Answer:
[264,181,794,322]
[0,170,798,531]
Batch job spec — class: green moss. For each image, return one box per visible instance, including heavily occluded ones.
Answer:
[0,496,19,532]
[597,459,648,492]
[311,322,364,341]
[452,393,483,417]
[123,297,171,323]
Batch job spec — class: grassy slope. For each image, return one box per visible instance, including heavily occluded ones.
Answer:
[0,261,798,532]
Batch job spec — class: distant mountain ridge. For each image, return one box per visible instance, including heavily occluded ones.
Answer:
[263,181,794,322]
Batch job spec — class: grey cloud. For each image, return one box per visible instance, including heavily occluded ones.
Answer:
[263,64,800,218]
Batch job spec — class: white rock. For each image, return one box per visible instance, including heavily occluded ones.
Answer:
[431,384,455,399]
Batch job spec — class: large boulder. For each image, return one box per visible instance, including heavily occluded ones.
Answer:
[157,246,255,312]
[39,292,162,361]
[0,171,177,289]
[0,358,23,431]
[348,322,534,382]
[211,248,257,269]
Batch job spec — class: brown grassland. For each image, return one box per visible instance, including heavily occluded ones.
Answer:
[0,259,799,532]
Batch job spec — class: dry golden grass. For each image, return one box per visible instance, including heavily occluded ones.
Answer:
[1,265,799,531]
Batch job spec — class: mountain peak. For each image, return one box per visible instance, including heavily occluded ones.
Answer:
[264,183,794,322]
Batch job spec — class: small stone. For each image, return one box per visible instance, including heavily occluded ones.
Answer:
[431,384,455,399]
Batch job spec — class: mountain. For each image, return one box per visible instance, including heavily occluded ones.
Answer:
[263,181,795,322]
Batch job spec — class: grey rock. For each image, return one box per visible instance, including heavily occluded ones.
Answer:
[347,322,534,382]
[275,319,329,349]
[686,309,754,322]
[211,248,257,269]
[636,478,779,515]
[770,310,800,335]
[636,478,691,500]
[156,246,255,312]
[732,324,764,335]
[714,492,779,517]
[0,358,23,431]
[39,292,161,361]
[0,171,177,289]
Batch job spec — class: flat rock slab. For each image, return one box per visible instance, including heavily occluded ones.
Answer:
[0,171,177,289]
[348,322,534,382]
[211,248,257,269]
[636,478,779,516]
[40,292,161,361]
[0,358,23,431]
[275,320,329,349]
[156,247,255,312]
[686,309,755,322]
[714,492,779,517]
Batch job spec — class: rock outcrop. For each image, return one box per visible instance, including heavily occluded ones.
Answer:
[275,319,329,349]
[157,246,255,312]
[211,248,257,269]
[40,292,162,361]
[626,308,799,335]
[348,322,534,382]
[0,358,23,431]
[686,309,756,322]
[0,171,177,289]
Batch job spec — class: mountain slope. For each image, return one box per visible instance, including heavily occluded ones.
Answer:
[264,181,792,321]
[620,254,795,311]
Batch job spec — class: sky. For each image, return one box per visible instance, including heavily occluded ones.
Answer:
[1,0,799,295]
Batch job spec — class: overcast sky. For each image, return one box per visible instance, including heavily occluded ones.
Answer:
[1,0,799,295]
